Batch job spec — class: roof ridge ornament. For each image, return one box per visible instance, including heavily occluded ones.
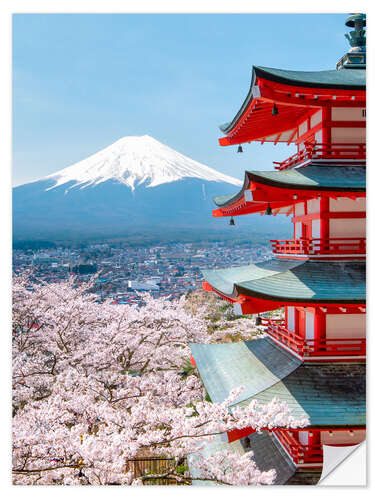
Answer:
[345,13,366,50]
[337,13,366,70]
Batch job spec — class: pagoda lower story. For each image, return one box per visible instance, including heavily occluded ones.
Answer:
[190,338,365,483]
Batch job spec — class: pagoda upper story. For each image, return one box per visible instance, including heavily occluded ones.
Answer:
[219,64,365,148]
[218,14,366,149]
[212,14,366,263]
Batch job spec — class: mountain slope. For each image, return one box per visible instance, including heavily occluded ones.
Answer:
[43,135,241,191]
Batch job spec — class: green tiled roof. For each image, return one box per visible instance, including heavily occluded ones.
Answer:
[235,363,365,428]
[213,193,238,207]
[202,259,366,303]
[213,164,366,208]
[253,66,365,90]
[249,164,366,190]
[191,338,366,427]
[190,337,301,404]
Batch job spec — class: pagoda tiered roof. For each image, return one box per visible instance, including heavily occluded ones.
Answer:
[202,259,365,305]
[190,338,365,428]
[212,164,365,217]
[219,66,366,146]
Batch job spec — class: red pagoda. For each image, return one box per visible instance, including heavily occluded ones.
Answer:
[190,14,366,485]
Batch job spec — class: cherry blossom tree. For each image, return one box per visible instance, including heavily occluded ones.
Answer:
[12,274,308,485]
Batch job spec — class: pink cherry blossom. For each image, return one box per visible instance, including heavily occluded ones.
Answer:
[13,274,308,485]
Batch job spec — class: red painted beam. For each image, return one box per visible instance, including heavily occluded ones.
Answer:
[227,427,256,443]
[256,77,366,99]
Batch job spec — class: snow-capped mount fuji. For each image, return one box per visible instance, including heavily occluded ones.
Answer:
[13,134,288,241]
[13,135,248,241]
[44,135,242,192]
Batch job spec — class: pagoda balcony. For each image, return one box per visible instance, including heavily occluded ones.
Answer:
[273,430,323,467]
[270,237,366,258]
[266,319,366,359]
[273,142,366,171]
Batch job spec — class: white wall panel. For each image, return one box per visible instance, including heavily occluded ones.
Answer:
[295,203,305,216]
[299,120,308,137]
[331,127,366,143]
[312,219,320,238]
[326,314,366,339]
[331,107,366,121]
[329,197,366,212]
[299,431,309,445]
[329,218,366,238]
[305,311,315,340]
[295,222,302,239]
[315,129,323,143]
[311,110,322,127]
[287,307,295,332]
[307,199,320,214]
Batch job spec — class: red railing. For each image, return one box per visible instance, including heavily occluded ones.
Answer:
[266,320,366,358]
[266,320,305,355]
[273,142,366,171]
[270,238,366,257]
[273,430,323,465]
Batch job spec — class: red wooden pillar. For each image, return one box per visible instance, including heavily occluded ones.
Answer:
[321,105,331,144]
[320,104,331,255]
[296,308,306,338]
[313,307,326,353]
[308,430,321,446]
[305,430,321,460]
[320,196,330,253]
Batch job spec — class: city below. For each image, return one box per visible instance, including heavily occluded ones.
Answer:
[13,241,274,305]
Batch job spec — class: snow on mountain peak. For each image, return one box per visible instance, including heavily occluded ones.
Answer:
[44,135,242,191]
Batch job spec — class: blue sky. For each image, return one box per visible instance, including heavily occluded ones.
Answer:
[13,13,351,186]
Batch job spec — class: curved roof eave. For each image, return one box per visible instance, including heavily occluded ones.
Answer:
[219,66,258,135]
[201,259,366,304]
[213,165,366,209]
[219,65,366,135]
[213,171,250,207]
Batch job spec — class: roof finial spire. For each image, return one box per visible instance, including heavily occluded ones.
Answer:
[345,13,366,51]
[337,13,366,70]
